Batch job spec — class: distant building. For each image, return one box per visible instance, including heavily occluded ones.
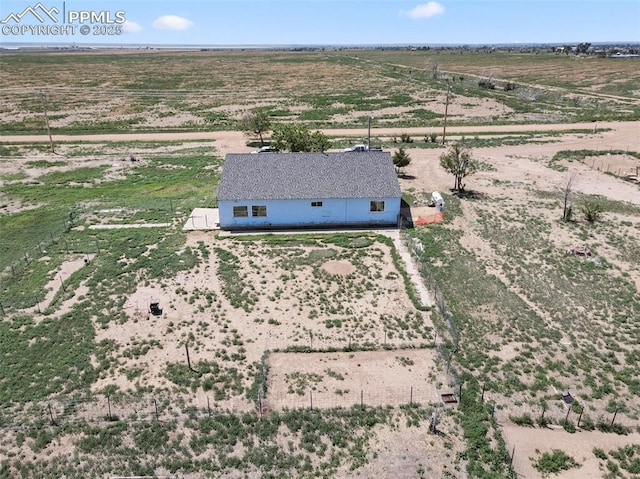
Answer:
[217,151,402,230]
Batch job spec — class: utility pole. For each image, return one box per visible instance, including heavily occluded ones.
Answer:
[442,80,451,145]
[39,90,55,154]
[367,116,371,151]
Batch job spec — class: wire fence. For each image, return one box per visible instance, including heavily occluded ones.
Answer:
[266,384,444,411]
[0,216,475,456]
[0,385,448,432]
[502,434,529,479]
[494,399,639,430]
[0,212,73,280]
[0,392,251,431]
[399,228,460,350]
[0,200,200,315]
[263,335,435,354]
[499,403,640,479]
[398,225,640,478]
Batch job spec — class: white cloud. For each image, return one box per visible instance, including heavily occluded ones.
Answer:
[152,15,194,31]
[123,20,142,33]
[402,2,445,19]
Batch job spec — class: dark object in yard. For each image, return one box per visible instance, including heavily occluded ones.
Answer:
[149,299,162,316]
[562,391,574,404]
[441,393,458,404]
[566,245,591,256]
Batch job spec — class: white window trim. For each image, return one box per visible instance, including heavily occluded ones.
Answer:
[233,206,248,217]
[370,200,385,213]
[252,205,267,217]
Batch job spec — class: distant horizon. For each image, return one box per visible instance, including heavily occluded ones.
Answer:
[2,40,639,50]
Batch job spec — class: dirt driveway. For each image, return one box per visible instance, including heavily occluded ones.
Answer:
[1,120,637,150]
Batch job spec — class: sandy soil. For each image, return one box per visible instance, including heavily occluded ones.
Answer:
[24,255,93,319]
[1,119,638,477]
[397,127,639,206]
[267,349,445,410]
[89,236,436,409]
[503,424,640,479]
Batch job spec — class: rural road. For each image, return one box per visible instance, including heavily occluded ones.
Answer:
[0,120,637,144]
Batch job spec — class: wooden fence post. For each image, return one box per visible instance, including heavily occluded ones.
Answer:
[185,343,192,371]
[48,403,55,425]
[577,406,584,428]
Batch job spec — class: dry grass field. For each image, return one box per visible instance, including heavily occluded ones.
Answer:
[1,49,639,134]
[0,48,639,478]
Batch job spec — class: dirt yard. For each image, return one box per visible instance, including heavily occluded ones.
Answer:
[267,349,445,410]
[1,118,638,477]
[87,234,435,411]
[503,425,640,479]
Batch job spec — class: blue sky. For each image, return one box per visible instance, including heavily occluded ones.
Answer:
[1,0,638,46]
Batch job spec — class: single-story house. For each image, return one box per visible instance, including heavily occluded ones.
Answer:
[217,151,402,230]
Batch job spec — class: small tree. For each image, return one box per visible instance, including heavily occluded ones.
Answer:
[429,58,440,80]
[392,147,411,173]
[558,172,579,222]
[439,140,478,192]
[238,108,272,146]
[576,42,592,54]
[309,130,331,152]
[271,124,330,152]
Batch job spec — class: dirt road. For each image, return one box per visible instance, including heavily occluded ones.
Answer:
[1,121,637,145]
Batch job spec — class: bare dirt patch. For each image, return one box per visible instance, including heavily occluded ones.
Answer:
[90,236,436,410]
[26,255,93,318]
[583,153,639,177]
[267,349,445,410]
[321,259,356,276]
[503,424,640,479]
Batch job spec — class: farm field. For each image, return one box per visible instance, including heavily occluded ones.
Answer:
[0,49,639,478]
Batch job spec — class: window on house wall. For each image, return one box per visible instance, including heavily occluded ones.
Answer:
[252,205,267,217]
[370,201,385,212]
[233,206,248,217]
[311,201,323,207]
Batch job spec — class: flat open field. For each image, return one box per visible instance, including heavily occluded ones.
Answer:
[0,49,639,478]
[1,49,639,134]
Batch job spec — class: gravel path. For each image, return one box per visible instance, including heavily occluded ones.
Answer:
[381,230,434,308]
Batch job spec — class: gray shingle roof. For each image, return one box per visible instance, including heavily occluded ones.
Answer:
[217,152,401,201]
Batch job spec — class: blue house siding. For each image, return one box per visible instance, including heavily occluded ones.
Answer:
[219,197,400,229]
[217,152,402,230]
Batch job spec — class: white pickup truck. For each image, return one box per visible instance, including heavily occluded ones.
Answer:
[343,144,383,152]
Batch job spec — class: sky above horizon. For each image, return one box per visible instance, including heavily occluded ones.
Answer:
[1,0,638,46]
